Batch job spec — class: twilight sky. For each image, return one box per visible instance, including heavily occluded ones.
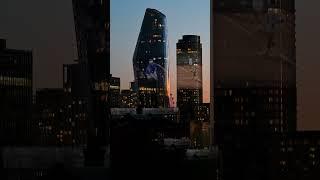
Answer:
[0,0,320,130]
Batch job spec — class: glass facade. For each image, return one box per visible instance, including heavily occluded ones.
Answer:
[177,35,202,90]
[132,8,168,108]
[177,35,203,108]
[212,0,296,141]
[176,35,204,142]
[212,0,296,179]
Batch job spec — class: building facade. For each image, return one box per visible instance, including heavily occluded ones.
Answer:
[176,35,203,139]
[72,0,110,167]
[268,131,320,180]
[0,39,33,145]
[34,88,88,146]
[211,0,296,179]
[132,8,169,108]
[177,35,203,107]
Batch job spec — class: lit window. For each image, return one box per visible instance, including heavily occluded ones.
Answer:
[280,161,286,165]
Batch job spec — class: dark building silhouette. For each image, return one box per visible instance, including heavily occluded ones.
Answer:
[132,8,169,108]
[211,0,296,179]
[72,0,110,167]
[34,88,88,146]
[0,39,33,145]
[111,107,180,123]
[176,35,203,138]
[110,76,120,108]
[111,108,218,179]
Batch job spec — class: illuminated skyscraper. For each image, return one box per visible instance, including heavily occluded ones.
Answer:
[211,0,296,179]
[72,0,110,167]
[177,35,203,106]
[176,35,203,137]
[132,8,169,108]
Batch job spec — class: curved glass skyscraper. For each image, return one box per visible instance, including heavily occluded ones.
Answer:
[132,8,168,108]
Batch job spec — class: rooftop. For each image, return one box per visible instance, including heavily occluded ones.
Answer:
[146,8,166,17]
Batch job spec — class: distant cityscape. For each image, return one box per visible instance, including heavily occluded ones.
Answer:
[1,0,320,180]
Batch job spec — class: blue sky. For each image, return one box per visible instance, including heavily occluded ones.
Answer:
[110,0,210,102]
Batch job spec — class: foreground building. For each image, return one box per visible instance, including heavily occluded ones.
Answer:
[211,0,296,179]
[0,39,33,145]
[72,0,110,166]
[269,131,320,180]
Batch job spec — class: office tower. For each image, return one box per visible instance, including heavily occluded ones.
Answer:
[72,0,110,166]
[132,8,169,108]
[176,35,203,138]
[0,39,33,145]
[211,0,296,179]
[110,76,120,108]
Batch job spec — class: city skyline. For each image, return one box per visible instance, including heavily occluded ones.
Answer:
[2,0,320,179]
[110,0,211,103]
[1,0,320,130]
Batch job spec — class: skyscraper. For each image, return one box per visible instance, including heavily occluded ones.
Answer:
[72,0,110,167]
[211,0,296,179]
[176,35,203,138]
[0,39,33,145]
[132,8,169,108]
